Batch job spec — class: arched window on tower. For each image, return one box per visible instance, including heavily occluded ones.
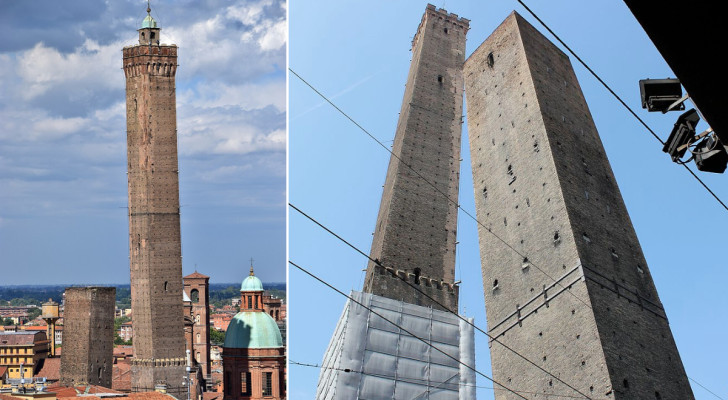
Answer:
[247,295,252,309]
[196,333,200,343]
[195,314,200,324]
[191,289,199,303]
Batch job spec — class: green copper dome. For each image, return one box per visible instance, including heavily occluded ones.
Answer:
[141,14,158,29]
[241,275,264,291]
[224,311,283,349]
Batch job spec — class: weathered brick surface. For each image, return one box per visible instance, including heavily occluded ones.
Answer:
[465,13,693,399]
[60,287,115,388]
[123,29,186,397]
[363,5,469,313]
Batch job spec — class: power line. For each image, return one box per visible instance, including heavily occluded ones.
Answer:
[291,360,602,399]
[688,377,726,400]
[289,67,594,314]
[291,360,495,390]
[290,202,594,400]
[514,0,727,212]
[289,259,530,400]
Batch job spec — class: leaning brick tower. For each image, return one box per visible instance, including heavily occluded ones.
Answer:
[123,6,186,396]
[464,12,693,399]
[363,4,469,313]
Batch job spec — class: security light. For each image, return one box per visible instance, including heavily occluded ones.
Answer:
[663,109,700,162]
[694,133,728,173]
[640,78,684,112]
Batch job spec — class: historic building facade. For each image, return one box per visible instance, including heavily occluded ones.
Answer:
[222,268,285,400]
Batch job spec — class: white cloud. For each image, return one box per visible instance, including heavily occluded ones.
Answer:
[164,0,286,82]
[178,106,284,156]
[16,39,123,100]
[184,80,286,112]
[258,19,287,51]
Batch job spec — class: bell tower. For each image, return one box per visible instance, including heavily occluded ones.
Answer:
[123,4,186,397]
[138,5,161,46]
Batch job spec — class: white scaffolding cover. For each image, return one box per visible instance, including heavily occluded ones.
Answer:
[316,291,475,400]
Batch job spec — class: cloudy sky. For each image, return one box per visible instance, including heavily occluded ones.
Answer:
[0,0,286,284]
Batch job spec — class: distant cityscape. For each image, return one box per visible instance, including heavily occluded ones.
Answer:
[0,281,286,394]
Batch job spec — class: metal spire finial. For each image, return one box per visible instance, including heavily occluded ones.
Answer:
[147,0,151,15]
[249,257,255,276]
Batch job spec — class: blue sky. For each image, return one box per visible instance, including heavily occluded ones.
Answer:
[0,0,286,285]
[289,1,727,399]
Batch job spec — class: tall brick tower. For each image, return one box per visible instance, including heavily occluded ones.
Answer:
[60,287,115,388]
[363,4,469,313]
[465,13,693,399]
[184,271,211,380]
[123,6,186,396]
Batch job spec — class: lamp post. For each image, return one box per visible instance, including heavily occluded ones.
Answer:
[184,349,192,400]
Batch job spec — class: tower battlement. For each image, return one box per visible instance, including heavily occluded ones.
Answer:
[412,4,470,50]
[122,45,178,78]
[371,264,459,294]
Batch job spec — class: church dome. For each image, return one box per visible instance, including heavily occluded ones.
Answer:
[241,275,264,292]
[224,311,283,349]
[141,14,157,29]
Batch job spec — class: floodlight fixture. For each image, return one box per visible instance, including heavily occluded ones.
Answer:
[663,109,700,162]
[694,133,728,173]
[640,78,684,112]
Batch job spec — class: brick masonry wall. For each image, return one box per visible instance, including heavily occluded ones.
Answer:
[184,277,211,378]
[123,40,186,396]
[60,287,115,388]
[465,12,693,399]
[363,5,469,313]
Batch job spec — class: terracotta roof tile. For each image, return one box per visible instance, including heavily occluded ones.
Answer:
[48,384,123,397]
[34,357,61,381]
[202,392,224,400]
[126,393,178,399]
[0,331,45,345]
[112,360,131,392]
[183,271,209,279]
